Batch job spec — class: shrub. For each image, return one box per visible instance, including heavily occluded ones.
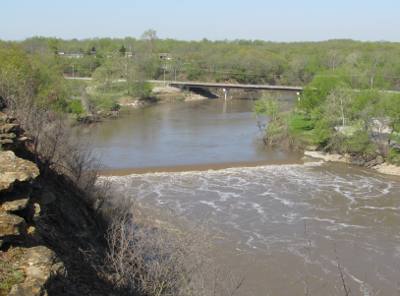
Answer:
[89,95,120,112]
[129,81,153,100]
[388,148,400,165]
[105,203,244,296]
[67,100,84,115]
[110,102,120,111]
[287,113,332,147]
[288,113,315,132]
[253,96,279,121]
[343,131,377,157]
[265,118,287,146]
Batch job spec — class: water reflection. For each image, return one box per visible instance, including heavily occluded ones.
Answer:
[85,96,298,170]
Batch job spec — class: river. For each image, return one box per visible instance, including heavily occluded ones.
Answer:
[86,97,400,296]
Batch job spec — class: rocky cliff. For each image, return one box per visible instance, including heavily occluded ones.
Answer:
[0,111,117,295]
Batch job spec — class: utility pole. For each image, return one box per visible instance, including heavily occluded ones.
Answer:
[174,63,177,81]
[163,62,166,86]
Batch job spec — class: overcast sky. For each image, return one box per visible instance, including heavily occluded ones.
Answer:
[1,0,399,41]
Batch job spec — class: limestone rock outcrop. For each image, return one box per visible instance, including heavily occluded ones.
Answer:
[0,111,29,147]
[1,111,115,295]
[1,198,30,213]
[8,246,65,296]
[0,212,27,238]
[0,151,39,192]
[0,118,62,296]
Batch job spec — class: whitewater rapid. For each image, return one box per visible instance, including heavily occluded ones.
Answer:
[102,162,400,296]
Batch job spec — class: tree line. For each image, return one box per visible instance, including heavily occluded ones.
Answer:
[12,34,400,89]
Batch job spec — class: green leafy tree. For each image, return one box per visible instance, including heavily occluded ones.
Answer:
[254,96,279,121]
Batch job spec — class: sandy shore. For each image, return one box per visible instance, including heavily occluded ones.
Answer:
[304,150,400,177]
[303,151,350,163]
[372,163,400,176]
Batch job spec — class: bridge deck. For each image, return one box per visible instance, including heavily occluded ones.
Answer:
[168,81,303,92]
[64,76,303,92]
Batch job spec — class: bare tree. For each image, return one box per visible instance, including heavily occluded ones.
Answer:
[141,29,158,54]
[326,87,352,128]
[105,202,245,296]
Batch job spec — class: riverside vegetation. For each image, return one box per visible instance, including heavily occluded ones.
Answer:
[254,75,400,168]
[2,34,400,295]
[0,41,242,295]
[3,33,400,119]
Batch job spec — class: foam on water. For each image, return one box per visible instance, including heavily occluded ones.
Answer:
[101,162,400,295]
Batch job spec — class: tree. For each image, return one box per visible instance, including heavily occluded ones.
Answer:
[141,29,158,42]
[299,74,349,112]
[119,45,126,56]
[0,43,38,110]
[254,96,279,121]
[141,29,158,53]
[92,57,124,91]
[325,87,352,127]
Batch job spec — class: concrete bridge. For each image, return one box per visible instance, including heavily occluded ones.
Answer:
[64,76,303,92]
[152,80,303,92]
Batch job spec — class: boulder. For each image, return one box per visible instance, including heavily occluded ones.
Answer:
[17,136,30,143]
[1,132,16,139]
[0,138,14,145]
[0,212,26,237]
[32,203,41,222]
[364,155,385,168]
[0,123,19,134]
[0,151,39,192]
[8,246,65,296]
[0,111,7,122]
[1,198,30,213]
[304,151,350,163]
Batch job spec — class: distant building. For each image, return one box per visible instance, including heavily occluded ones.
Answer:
[159,53,172,61]
[57,52,84,59]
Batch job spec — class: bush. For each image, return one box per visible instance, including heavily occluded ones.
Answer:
[129,81,153,100]
[110,102,120,111]
[253,96,279,120]
[286,113,332,147]
[343,131,377,157]
[265,118,287,146]
[105,203,244,296]
[288,113,315,132]
[89,95,120,112]
[388,148,400,165]
[67,100,84,115]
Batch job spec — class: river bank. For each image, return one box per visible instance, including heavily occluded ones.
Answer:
[76,84,215,123]
[0,111,119,295]
[304,150,400,176]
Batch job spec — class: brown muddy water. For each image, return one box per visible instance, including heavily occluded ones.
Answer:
[87,97,400,296]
